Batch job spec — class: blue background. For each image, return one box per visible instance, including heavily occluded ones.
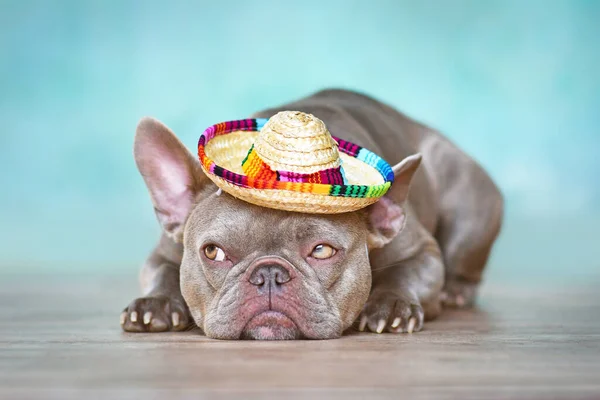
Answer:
[1,0,599,283]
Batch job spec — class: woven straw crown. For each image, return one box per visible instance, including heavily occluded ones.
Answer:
[254,111,341,173]
[241,111,346,186]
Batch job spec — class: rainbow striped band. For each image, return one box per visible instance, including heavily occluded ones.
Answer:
[241,144,347,185]
[197,118,394,198]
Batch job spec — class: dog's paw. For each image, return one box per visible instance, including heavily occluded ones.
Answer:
[121,295,191,332]
[441,278,479,309]
[358,291,424,334]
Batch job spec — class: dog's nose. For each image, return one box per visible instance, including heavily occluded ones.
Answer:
[248,264,291,287]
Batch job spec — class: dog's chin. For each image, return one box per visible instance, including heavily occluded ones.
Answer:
[241,311,301,340]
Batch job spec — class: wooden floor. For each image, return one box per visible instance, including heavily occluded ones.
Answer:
[1,273,599,400]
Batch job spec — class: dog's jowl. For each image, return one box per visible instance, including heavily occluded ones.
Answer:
[121,89,503,340]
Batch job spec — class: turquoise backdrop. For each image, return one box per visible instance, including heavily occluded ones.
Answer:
[1,0,599,283]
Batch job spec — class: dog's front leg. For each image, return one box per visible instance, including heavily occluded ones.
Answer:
[359,238,444,334]
[121,234,191,332]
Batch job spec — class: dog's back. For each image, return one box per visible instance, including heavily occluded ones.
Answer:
[255,88,501,233]
[255,88,503,301]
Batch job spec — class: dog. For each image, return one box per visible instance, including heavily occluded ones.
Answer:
[121,89,503,339]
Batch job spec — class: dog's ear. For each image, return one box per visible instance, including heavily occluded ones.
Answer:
[134,117,208,242]
[366,154,422,249]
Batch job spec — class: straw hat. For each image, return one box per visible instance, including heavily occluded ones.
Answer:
[197,111,394,214]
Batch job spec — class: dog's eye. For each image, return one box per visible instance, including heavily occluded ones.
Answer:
[310,244,336,260]
[204,245,226,262]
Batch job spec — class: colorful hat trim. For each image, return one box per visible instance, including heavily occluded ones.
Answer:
[197,118,394,199]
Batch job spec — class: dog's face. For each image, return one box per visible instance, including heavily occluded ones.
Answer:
[134,118,420,339]
[181,193,371,339]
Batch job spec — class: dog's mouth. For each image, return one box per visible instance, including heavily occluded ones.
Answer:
[240,311,301,340]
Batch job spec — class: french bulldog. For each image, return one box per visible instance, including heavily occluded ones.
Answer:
[121,89,503,340]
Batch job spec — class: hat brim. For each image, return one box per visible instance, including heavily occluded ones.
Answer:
[198,118,394,214]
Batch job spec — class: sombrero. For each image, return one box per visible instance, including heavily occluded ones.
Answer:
[197,111,394,214]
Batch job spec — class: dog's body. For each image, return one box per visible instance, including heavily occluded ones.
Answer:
[122,89,503,339]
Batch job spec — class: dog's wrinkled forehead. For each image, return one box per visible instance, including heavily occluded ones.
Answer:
[186,191,365,256]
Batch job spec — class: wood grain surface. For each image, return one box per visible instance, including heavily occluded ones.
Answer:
[1,273,599,399]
